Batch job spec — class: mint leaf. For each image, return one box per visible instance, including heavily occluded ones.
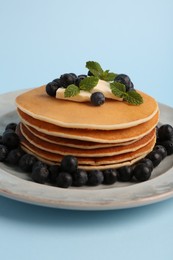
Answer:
[100,70,117,81]
[110,82,126,98]
[79,76,99,92]
[124,90,143,105]
[64,84,80,98]
[86,61,103,77]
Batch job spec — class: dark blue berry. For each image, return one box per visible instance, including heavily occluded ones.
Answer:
[56,172,72,188]
[158,124,173,141]
[5,123,17,132]
[31,166,49,184]
[46,81,61,97]
[0,145,9,162]
[117,166,133,182]
[114,74,134,92]
[49,164,61,183]
[52,78,63,86]
[153,145,167,159]
[60,155,78,174]
[87,170,104,186]
[60,73,77,87]
[0,135,2,144]
[90,92,105,106]
[2,131,20,149]
[103,169,117,185]
[146,151,162,167]
[75,74,87,87]
[32,160,48,171]
[160,140,173,155]
[72,169,88,187]
[19,154,37,172]
[133,163,151,182]
[139,158,154,171]
[6,148,25,165]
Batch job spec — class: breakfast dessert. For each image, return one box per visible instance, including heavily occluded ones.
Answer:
[0,61,173,188]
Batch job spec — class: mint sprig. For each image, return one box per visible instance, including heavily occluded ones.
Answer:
[86,61,103,77]
[110,82,143,105]
[86,61,117,82]
[123,90,143,105]
[79,76,99,91]
[64,84,80,98]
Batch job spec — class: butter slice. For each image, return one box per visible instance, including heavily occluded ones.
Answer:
[56,88,91,102]
[91,80,123,101]
[56,79,123,102]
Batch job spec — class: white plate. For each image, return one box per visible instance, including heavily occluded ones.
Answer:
[0,90,173,210]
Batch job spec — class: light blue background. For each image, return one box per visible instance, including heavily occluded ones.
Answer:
[0,1,173,260]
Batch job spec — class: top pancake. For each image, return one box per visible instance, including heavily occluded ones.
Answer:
[16,86,158,130]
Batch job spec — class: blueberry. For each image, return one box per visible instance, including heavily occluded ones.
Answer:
[133,163,152,182]
[0,135,2,144]
[114,74,134,92]
[3,129,14,134]
[158,124,173,141]
[117,166,133,182]
[0,145,9,162]
[146,151,162,167]
[52,78,63,86]
[56,172,72,188]
[48,164,61,183]
[75,74,87,87]
[139,158,154,171]
[102,169,117,185]
[153,145,167,159]
[19,154,37,172]
[5,123,17,132]
[46,81,61,97]
[90,92,105,106]
[72,169,88,187]
[32,160,48,171]
[160,140,173,155]
[31,166,49,184]
[60,155,78,174]
[87,170,104,186]
[6,148,25,165]
[60,73,77,87]
[2,131,20,149]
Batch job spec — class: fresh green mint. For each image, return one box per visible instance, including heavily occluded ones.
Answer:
[100,70,117,81]
[123,90,143,105]
[64,84,80,98]
[110,82,143,105]
[86,61,117,82]
[110,82,126,98]
[86,61,103,77]
[79,76,99,91]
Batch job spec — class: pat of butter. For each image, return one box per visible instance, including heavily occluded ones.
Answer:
[56,79,123,102]
[91,80,122,101]
[56,88,91,102]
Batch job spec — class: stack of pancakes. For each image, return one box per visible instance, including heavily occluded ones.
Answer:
[16,86,159,170]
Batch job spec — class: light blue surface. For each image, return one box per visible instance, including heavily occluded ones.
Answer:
[0,1,173,259]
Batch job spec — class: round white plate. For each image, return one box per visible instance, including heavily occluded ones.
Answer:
[0,90,173,210]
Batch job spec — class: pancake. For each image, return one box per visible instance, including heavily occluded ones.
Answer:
[18,126,156,167]
[16,86,158,130]
[17,108,159,143]
[24,124,139,148]
[20,123,155,157]
[20,146,148,170]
